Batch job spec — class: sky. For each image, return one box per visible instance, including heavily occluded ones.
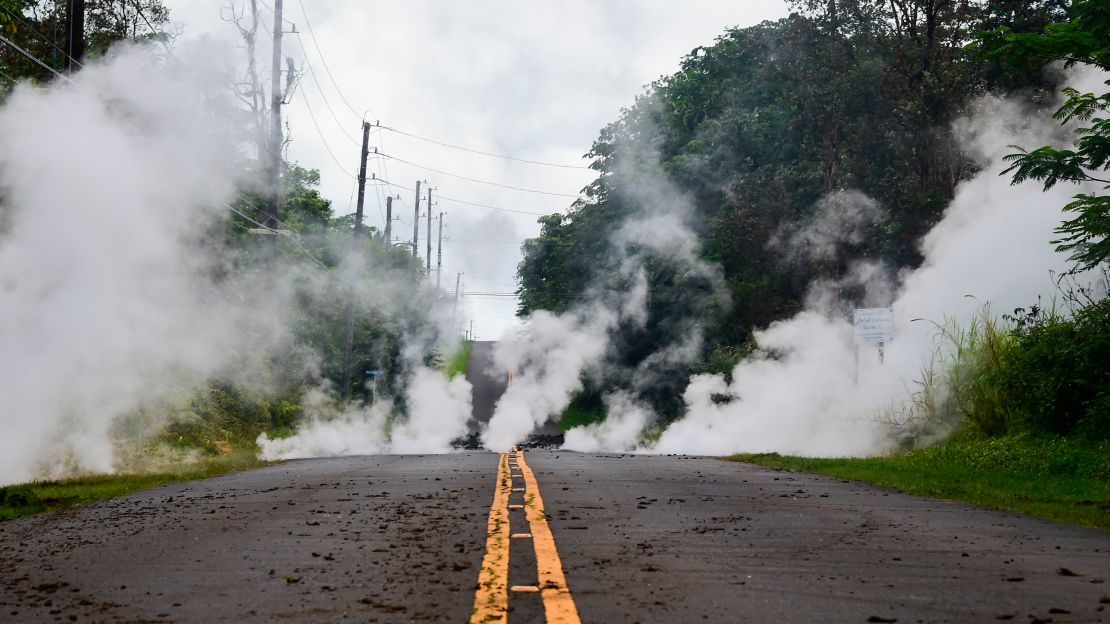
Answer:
[162,0,793,339]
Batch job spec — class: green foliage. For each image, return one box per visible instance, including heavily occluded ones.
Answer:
[0,484,38,507]
[733,432,1110,529]
[164,384,303,455]
[980,0,1110,271]
[0,1,171,84]
[558,394,606,433]
[971,298,1110,438]
[444,340,473,380]
[518,4,1060,415]
[0,452,267,521]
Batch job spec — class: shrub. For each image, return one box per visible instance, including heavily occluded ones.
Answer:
[972,298,1110,439]
[0,485,40,507]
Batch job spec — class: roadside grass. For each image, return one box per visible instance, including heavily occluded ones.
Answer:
[0,449,268,522]
[731,433,1110,529]
[445,340,474,380]
[559,401,606,433]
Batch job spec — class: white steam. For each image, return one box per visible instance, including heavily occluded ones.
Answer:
[0,44,474,485]
[492,67,1107,457]
[654,74,1108,456]
[0,45,247,484]
[255,363,472,459]
[482,150,723,451]
[772,189,886,262]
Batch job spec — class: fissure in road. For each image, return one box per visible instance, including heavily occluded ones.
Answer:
[471,449,580,624]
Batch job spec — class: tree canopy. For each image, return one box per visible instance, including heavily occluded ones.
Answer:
[516,0,1070,417]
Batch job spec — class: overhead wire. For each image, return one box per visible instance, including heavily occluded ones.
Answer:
[0,6,355,289]
[294,0,364,120]
[0,4,84,71]
[291,33,361,147]
[377,124,591,170]
[377,153,583,199]
[297,86,357,180]
[0,32,73,83]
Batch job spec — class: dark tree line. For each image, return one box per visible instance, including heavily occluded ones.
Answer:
[517,0,1070,420]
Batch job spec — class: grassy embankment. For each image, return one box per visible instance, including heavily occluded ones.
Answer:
[0,450,267,522]
[0,383,296,521]
[736,300,1110,529]
[733,433,1110,529]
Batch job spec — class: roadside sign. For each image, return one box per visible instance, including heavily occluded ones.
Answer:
[365,370,385,376]
[853,308,894,343]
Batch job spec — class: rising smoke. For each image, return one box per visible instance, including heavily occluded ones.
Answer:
[489,66,1108,457]
[0,43,470,485]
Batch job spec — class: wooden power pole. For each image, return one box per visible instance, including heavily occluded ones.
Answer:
[64,0,85,72]
[412,181,421,259]
[340,120,373,399]
[384,196,393,244]
[264,0,285,229]
[436,212,445,289]
[426,187,433,276]
[353,121,370,235]
[453,272,461,336]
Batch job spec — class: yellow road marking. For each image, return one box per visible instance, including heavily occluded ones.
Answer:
[470,453,511,624]
[515,450,581,624]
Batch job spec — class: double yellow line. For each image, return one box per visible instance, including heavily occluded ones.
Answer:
[471,450,580,624]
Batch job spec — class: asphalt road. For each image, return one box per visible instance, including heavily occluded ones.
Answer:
[1,452,1107,623]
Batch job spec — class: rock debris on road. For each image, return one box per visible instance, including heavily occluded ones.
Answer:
[1,451,1107,623]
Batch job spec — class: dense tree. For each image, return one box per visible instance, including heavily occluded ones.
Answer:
[0,0,171,83]
[517,2,1067,417]
[980,0,1110,271]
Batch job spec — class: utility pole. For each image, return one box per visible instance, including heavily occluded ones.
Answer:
[353,121,370,235]
[384,196,393,244]
[453,272,461,337]
[340,120,373,399]
[412,180,421,259]
[264,0,285,229]
[64,0,85,73]
[436,212,445,289]
[426,187,433,276]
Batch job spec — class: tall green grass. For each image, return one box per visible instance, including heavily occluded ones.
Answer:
[0,450,268,521]
[895,297,1109,446]
[733,433,1110,528]
[444,340,473,380]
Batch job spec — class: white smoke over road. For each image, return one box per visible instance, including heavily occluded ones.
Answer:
[0,45,247,484]
[256,362,472,459]
[482,143,724,451]
[493,67,1108,457]
[654,73,1108,456]
[0,45,472,485]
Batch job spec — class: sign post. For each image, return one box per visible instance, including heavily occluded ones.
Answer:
[853,308,894,383]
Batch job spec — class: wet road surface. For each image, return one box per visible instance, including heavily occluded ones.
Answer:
[1,451,1107,623]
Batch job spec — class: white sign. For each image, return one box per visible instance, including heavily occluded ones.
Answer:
[853,308,894,343]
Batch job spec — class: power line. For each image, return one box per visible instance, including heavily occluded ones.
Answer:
[378,153,583,199]
[437,193,548,216]
[292,33,361,147]
[294,0,364,121]
[297,86,358,179]
[225,199,340,278]
[377,124,591,170]
[0,5,83,71]
[366,178,551,217]
[0,32,73,83]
